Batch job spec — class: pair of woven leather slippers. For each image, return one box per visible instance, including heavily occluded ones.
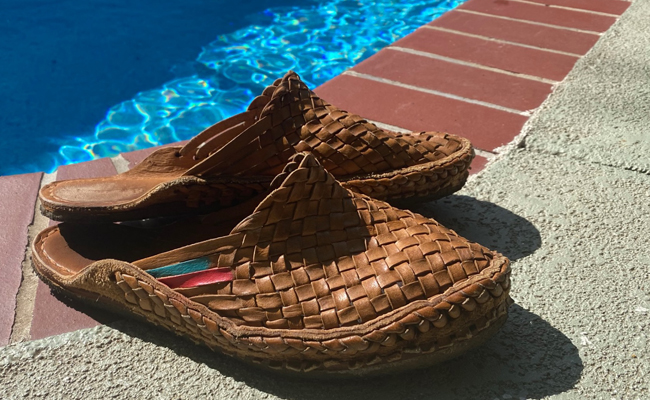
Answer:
[32,71,511,376]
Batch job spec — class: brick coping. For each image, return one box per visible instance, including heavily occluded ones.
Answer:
[0,0,630,345]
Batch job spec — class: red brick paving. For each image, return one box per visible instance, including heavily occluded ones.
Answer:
[121,147,159,168]
[394,28,579,81]
[0,173,42,345]
[29,279,120,341]
[469,155,489,174]
[56,157,116,181]
[459,0,617,32]
[315,74,528,151]
[433,10,600,55]
[30,158,119,341]
[353,48,552,111]
[121,141,188,168]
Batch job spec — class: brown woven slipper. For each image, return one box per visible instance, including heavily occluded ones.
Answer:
[33,152,509,376]
[40,71,474,222]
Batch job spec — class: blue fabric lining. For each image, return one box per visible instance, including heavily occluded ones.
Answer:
[147,257,212,278]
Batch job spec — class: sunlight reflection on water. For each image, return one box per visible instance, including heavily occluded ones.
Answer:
[53,0,464,172]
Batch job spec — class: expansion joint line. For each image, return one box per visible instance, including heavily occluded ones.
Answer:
[423,25,582,58]
[343,70,529,116]
[506,0,621,17]
[455,9,603,36]
[386,46,558,86]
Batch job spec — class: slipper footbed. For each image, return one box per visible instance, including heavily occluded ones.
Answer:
[36,219,238,276]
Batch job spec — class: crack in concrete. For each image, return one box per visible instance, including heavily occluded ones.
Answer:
[523,144,650,177]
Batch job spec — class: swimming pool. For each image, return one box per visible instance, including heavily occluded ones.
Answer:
[1,0,464,176]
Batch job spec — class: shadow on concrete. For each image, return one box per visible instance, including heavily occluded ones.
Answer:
[47,192,565,397]
[107,303,582,399]
[408,195,542,262]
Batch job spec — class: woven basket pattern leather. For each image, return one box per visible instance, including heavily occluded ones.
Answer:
[184,72,468,179]
[163,153,498,330]
[114,267,509,371]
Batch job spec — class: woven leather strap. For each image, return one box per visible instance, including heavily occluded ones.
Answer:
[178,80,281,160]
[181,71,463,178]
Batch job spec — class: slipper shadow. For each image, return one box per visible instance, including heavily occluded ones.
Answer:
[108,303,582,400]
[408,195,542,262]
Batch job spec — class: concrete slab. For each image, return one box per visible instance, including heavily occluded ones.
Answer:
[417,149,650,398]
[524,0,650,175]
[0,301,581,399]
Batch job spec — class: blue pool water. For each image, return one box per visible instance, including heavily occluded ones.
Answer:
[1,0,464,176]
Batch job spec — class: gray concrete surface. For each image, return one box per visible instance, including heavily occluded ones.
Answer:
[523,0,650,175]
[2,0,650,398]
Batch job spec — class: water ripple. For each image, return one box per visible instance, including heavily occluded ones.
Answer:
[52,0,465,172]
